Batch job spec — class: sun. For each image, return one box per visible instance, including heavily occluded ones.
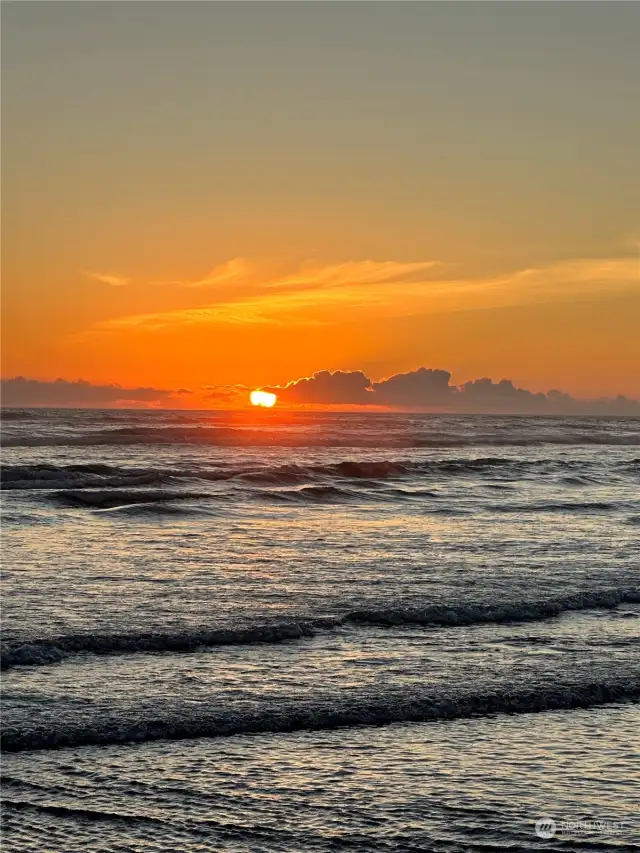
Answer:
[250,389,277,408]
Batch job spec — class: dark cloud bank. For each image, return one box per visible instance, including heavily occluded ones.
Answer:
[264,368,639,414]
[1,371,638,414]
[0,377,183,407]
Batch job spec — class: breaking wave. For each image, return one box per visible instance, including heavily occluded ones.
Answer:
[3,587,637,670]
[1,622,317,669]
[343,588,640,627]
[2,464,177,491]
[262,484,363,504]
[2,678,638,753]
[50,489,214,509]
[2,456,629,493]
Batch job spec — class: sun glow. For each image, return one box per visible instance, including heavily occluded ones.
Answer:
[250,389,277,408]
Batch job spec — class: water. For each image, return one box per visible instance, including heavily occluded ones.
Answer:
[2,410,639,851]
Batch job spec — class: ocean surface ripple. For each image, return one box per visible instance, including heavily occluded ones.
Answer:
[2,410,639,851]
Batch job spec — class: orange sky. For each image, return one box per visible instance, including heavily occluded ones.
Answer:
[3,3,639,403]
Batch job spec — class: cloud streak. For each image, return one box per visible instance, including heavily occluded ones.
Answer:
[151,258,440,290]
[86,271,130,287]
[152,258,252,288]
[87,256,639,334]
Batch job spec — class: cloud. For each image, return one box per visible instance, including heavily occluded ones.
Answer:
[201,384,250,404]
[265,367,640,414]
[264,259,441,291]
[153,258,252,288]
[152,258,439,290]
[265,370,373,405]
[94,300,289,333]
[93,258,444,333]
[86,271,130,287]
[372,368,453,406]
[3,372,638,413]
[456,378,549,412]
[87,255,639,335]
[1,377,178,407]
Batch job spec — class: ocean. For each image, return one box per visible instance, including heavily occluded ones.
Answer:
[2,409,639,852]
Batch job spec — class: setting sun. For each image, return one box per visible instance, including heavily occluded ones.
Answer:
[250,390,277,408]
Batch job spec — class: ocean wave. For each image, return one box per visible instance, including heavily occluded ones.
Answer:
[1,798,168,827]
[334,460,413,478]
[13,479,634,514]
[560,475,599,485]
[0,410,32,421]
[3,588,637,670]
[99,502,217,518]
[413,435,640,447]
[2,426,296,448]
[1,622,319,669]
[344,588,640,626]
[1,456,617,493]
[44,484,403,509]
[1,797,304,846]
[379,487,440,499]
[50,489,214,509]
[4,426,640,448]
[490,501,622,514]
[1,463,177,491]
[262,485,364,504]
[620,458,640,468]
[2,677,638,753]
[233,467,320,485]
[234,460,414,485]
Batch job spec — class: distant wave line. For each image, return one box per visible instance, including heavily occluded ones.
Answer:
[3,425,640,448]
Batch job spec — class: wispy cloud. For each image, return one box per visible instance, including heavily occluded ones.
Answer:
[152,257,252,287]
[90,259,443,332]
[98,301,287,331]
[150,257,440,290]
[86,271,130,287]
[263,259,442,290]
[87,256,639,335]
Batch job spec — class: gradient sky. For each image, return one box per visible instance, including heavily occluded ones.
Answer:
[3,1,639,401]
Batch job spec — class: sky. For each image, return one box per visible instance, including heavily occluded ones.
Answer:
[2,2,639,408]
